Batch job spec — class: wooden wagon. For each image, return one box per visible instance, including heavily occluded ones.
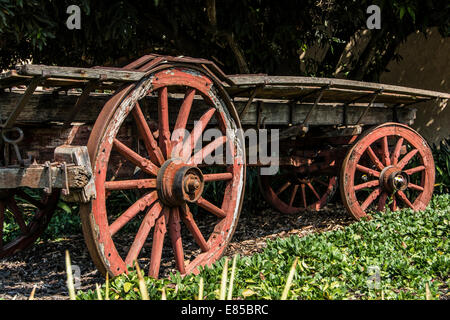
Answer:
[0,54,448,278]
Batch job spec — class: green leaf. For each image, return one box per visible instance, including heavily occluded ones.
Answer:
[242,289,256,298]
[399,7,406,20]
[123,282,133,293]
[407,7,416,22]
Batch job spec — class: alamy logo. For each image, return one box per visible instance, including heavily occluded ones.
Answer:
[367,265,381,289]
[70,264,81,289]
[66,5,81,30]
[367,5,381,29]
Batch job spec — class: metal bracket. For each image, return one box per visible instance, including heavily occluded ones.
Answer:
[355,89,383,125]
[62,80,98,129]
[60,162,70,196]
[1,77,41,129]
[239,86,260,119]
[302,85,329,126]
[44,161,52,194]
[289,83,331,105]
[54,145,96,203]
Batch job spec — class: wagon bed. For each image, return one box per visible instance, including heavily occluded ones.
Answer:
[2,62,448,129]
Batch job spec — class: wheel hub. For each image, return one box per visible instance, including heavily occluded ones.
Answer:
[157,159,204,207]
[380,166,409,193]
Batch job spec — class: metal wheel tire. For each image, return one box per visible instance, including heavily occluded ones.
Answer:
[0,188,60,258]
[340,122,435,220]
[79,66,246,278]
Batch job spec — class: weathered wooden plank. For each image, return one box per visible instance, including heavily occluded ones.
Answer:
[0,90,416,126]
[0,70,31,88]
[227,75,450,101]
[228,85,437,104]
[16,65,146,82]
[0,165,90,189]
[235,100,416,126]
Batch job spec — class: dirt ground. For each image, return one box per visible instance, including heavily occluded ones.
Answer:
[0,203,353,300]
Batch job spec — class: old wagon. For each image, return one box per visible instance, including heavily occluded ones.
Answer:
[0,54,448,278]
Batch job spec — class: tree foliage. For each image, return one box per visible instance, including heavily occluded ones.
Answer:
[0,0,448,80]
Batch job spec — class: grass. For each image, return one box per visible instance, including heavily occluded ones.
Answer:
[74,194,450,300]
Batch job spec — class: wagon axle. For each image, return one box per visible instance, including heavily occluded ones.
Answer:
[157,159,205,206]
[380,166,410,193]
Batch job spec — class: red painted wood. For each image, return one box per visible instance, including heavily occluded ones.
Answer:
[340,123,435,220]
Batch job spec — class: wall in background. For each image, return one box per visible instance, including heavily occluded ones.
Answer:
[380,28,449,145]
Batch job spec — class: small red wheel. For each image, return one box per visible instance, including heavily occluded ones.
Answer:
[80,66,245,278]
[340,123,435,220]
[258,168,337,214]
[0,188,60,258]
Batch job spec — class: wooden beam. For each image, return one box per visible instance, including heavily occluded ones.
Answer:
[227,75,450,100]
[16,65,146,82]
[0,90,417,127]
[0,164,90,189]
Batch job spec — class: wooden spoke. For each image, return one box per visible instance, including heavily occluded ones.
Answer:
[7,199,28,235]
[148,207,170,278]
[132,102,165,166]
[13,189,45,210]
[366,146,385,171]
[356,164,381,178]
[408,183,424,192]
[0,190,59,259]
[180,204,209,252]
[125,201,162,266]
[391,137,404,165]
[169,207,186,274]
[276,181,291,196]
[105,179,156,191]
[307,182,321,200]
[313,178,329,187]
[377,191,388,211]
[404,166,426,175]
[260,173,337,214]
[189,136,227,165]
[113,139,159,176]
[396,191,415,209]
[197,197,227,219]
[397,149,419,170]
[391,196,397,211]
[360,188,381,211]
[289,185,299,207]
[109,192,158,236]
[300,184,307,209]
[382,136,391,166]
[174,89,195,133]
[158,87,171,158]
[354,180,380,191]
[203,173,233,182]
[182,108,216,161]
[172,89,196,157]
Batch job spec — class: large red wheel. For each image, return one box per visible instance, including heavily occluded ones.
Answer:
[0,188,60,258]
[340,123,435,220]
[259,168,337,214]
[80,67,245,278]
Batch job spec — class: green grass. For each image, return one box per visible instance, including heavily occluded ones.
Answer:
[75,194,450,300]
